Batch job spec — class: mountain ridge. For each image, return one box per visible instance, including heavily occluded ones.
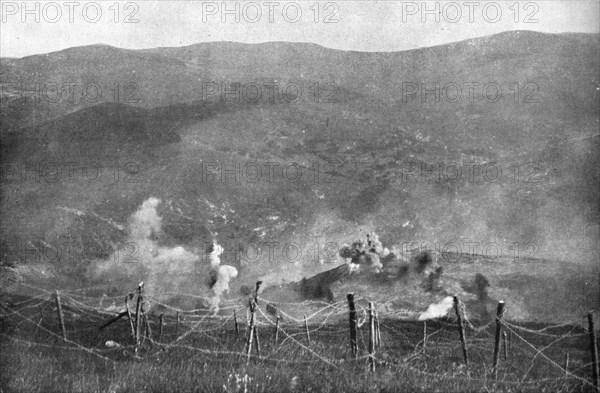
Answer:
[3,30,597,61]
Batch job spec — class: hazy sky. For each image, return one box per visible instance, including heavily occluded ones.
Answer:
[1,0,599,57]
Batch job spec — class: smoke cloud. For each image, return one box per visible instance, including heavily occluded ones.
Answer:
[87,198,237,312]
[129,197,162,240]
[206,242,239,313]
[339,233,389,272]
[418,296,454,321]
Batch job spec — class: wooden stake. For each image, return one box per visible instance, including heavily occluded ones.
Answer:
[375,310,381,348]
[134,283,144,352]
[253,281,261,304]
[423,320,427,351]
[98,311,128,330]
[347,293,358,357]
[492,301,506,380]
[564,352,569,377]
[588,312,599,390]
[176,311,180,336]
[143,310,152,343]
[253,325,261,357]
[125,296,135,343]
[245,281,262,364]
[55,291,67,342]
[245,301,255,363]
[274,315,280,344]
[304,315,311,346]
[159,314,164,342]
[369,302,375,372]
[246,312,251,337]
[453,296,469,366]
[234,309,239,337]
[502,331,508,360]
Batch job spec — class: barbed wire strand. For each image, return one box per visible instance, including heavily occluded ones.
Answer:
[503,324,595,388]
[1,304,113,363]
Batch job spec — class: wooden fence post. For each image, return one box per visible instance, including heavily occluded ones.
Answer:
[159,314,164,342]
[304,315,311,347]
[143,309,152,343]
[423,320,427,351]
[564,352,569,378]
[125,296,135,343]
[453,296,468,366]
[55,291,67,342]
[369,302,375,372]
[245,281,262,364]
[134,282,144,352]
[245,303,256,363]
[347,293,358,357]
[502,331,508,360]
[274,315,280,344]
[588,312,599,390]
[234,309,239,337]
[253,325,261,357]
[375,310,381,348]
[176,311,180,336]
[492,301,506,380]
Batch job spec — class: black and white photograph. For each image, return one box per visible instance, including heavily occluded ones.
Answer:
[0,1,599,392]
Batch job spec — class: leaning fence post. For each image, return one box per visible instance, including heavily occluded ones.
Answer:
[423,320,427,351]
[375,310,381,348]
[347,293,358,357]
[245,304,256,362]
[304,315,311,347]
[135,282,144,352]
[588,312,599,390]
[369,302,375,372]
[125,296,135,343]
[453,296,469,366]
[492,301,506,380]
[253,325,261,357]
[55,291,67,342]
[245,281,262,364]
[234,309,239,338]
[143,309,152,344]
[502,331,508,360]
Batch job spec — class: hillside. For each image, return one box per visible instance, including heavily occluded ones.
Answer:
[1,31,598,323]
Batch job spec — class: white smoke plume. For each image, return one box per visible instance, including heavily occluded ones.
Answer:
[129,197,162,240]
[418,296,454,321]
[207,242,239,313]
[88,198,202,303]
[209,242,224,269]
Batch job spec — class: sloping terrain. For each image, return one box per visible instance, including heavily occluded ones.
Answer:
[1,31,598,322]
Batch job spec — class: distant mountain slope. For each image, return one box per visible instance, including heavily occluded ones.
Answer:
[1,102,181,163]
[1,32,598,322]
[2,31,598,151]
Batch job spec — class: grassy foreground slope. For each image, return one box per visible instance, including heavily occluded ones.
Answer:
[0,289,597,393]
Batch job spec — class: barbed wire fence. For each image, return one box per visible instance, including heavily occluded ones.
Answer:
[1,281,598,391]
